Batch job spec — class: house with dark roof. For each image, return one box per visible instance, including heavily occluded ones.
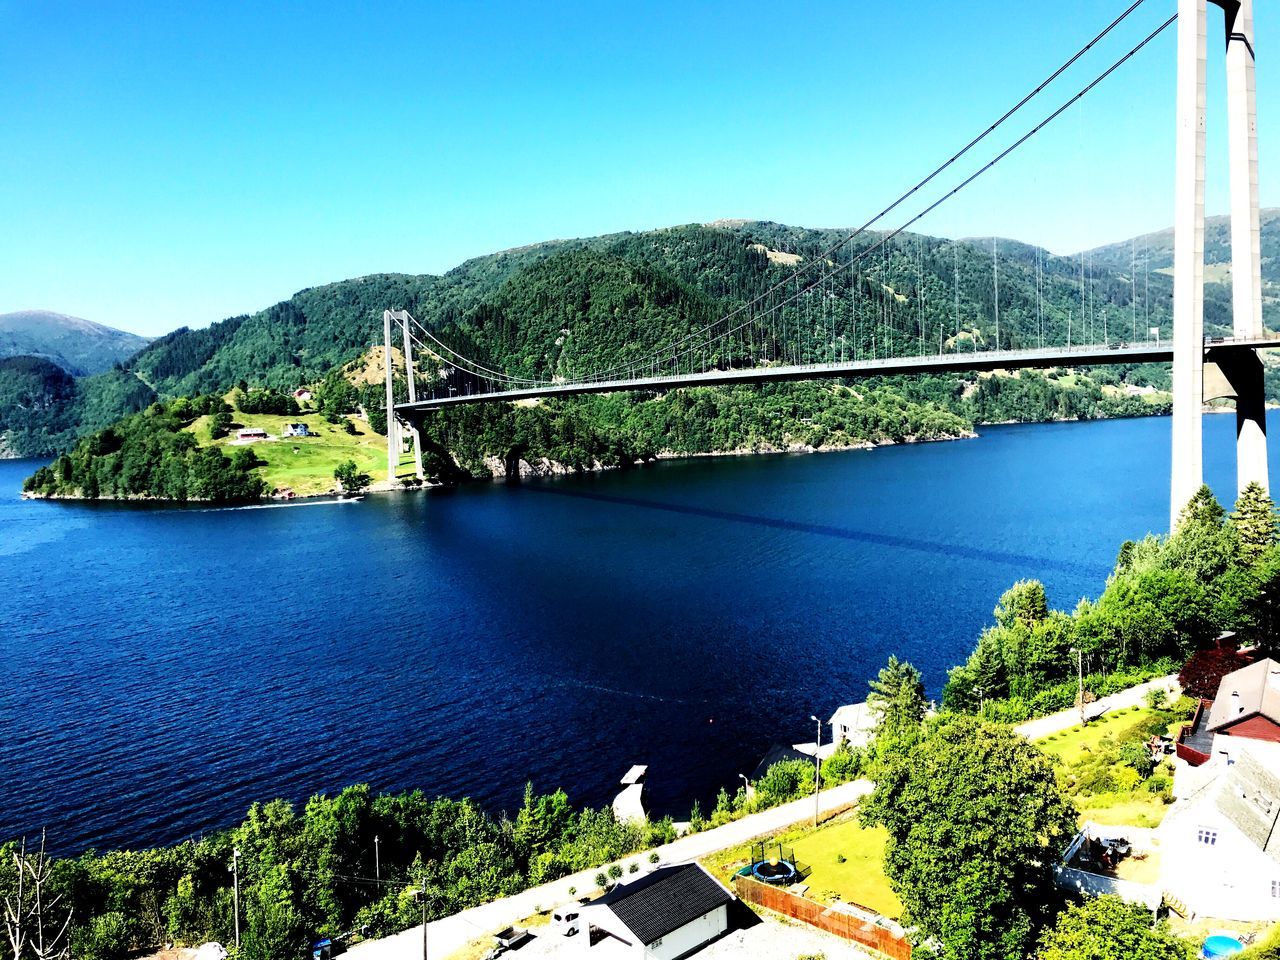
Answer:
[579,863,734,960]
[1177,658,1280,765]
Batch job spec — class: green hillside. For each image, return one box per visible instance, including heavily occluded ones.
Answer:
[15,212,1280,493]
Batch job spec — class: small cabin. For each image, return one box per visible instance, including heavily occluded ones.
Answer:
[293,388,313,401]
[282,423,312,438]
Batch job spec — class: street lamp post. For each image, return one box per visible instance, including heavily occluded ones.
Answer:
[809,714,822,828]
[374,835,381,883]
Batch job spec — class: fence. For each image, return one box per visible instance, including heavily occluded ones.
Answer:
[732,874,911,960]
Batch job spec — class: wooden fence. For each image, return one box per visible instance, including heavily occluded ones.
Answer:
[732,874,912,960]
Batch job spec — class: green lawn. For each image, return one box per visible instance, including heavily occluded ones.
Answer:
[188,412,418,495]
[701,813,901,920]
[1035,705,1179,828]
[1035,706,1161,764]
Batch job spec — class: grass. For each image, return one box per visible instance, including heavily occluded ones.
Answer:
[1035,705,1179,828]
[1035,706,1160,764]
[188,411,418,496]
[701,812,901,920]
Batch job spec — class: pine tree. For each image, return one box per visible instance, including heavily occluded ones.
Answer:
[867,655,927,736]
[1231,481,1278,565]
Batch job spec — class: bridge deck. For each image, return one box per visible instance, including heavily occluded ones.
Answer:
[397,336,1280,417]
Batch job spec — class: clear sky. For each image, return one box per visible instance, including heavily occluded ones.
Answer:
[1,0,1275,336]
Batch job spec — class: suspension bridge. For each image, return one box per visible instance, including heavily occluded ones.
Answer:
[382,0,1270,529]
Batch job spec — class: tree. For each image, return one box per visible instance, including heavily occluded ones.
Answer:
[994,580,1048,630]
[240,865,306,960]
[1165,485,1238,583]
[334,461,370,494]
[860,717,1077,960]
[1178,645,1254,699]
[752,760,814,809]
[1246,544,1280,655]
[3,833,72,960]
[1232,481,1279,566]
[1036,895,1191,960]
[867,656,926,738]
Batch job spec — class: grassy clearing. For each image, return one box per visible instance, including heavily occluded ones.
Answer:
[1035,705,1180,828]
[188,411,418,495]
[1035,706,1161,764]
[701,812,901,920]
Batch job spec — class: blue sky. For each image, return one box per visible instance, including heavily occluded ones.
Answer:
[1,0,1275,336]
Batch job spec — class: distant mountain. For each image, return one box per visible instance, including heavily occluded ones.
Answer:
[0,310,151,376]
[1085,208,1280,331]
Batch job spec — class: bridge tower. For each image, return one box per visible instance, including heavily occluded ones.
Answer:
[1172,0,1266,529]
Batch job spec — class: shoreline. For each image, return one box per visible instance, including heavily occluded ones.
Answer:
[15,402,1231,503]
[19,429,980,503]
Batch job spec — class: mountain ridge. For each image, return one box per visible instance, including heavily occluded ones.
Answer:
[0,309,151,377]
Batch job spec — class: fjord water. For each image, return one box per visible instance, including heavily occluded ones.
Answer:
[0,413,1264,854]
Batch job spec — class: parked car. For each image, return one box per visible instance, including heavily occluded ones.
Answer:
[552,906,581,936]
[311,937,347,960]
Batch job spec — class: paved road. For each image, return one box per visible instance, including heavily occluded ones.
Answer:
[347,779,873,960]
[1013,674,1180,741]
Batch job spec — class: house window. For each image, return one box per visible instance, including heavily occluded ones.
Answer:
[1272,880,1280,899]
[1197,828,1218,846]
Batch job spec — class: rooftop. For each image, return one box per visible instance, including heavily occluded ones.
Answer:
[593,864,733,946]
[1207,659,1280,733]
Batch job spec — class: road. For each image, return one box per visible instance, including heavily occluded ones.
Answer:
[1012,674,1180,741]
[346,779,873,960]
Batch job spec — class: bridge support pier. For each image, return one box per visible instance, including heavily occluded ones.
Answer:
[1171,0,1267,528]
[382,310,399,484]
[1206,346,1269,497]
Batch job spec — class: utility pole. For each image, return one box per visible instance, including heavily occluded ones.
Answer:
[231,847,241,953]
[421,880,429,960]
[809,714,822,828]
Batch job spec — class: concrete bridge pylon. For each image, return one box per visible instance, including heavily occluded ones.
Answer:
[1172,0,1267,529]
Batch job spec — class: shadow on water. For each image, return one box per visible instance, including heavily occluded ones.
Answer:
[517,483,1110,579]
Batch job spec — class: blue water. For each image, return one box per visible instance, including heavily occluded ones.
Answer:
[0,413,1262,854]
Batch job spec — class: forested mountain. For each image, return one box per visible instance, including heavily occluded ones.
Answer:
[0,310,151,376]
[9,213,1280,473]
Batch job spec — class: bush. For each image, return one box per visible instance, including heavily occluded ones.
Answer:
[1146,774,1172,795]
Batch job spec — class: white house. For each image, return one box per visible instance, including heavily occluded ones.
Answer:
[580,863,733,960]
[1159,745,1280,921]
[829,702,876,749]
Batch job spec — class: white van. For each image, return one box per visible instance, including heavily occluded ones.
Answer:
[551,906,581,937]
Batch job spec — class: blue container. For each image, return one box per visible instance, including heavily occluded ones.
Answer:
[1202,934,1245,958]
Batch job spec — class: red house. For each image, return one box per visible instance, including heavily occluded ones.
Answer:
[1178,658,1280,765]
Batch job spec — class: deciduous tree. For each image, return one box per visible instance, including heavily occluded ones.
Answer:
[860,717,1077,960]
